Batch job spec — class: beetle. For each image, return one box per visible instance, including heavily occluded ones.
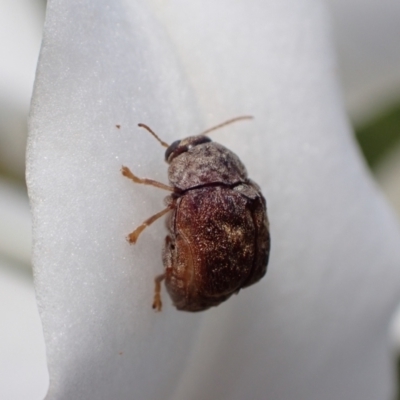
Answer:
[121,116,270,312]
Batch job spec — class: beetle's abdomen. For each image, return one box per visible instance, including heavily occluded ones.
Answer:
[163,184,269,311]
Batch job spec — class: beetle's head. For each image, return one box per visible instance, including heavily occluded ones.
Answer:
[165,135,212,163]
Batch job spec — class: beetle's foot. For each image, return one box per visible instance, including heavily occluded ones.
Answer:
[121,165,131,178]
[126,231,139,244]
[152,295,162,312]
[121,165,173,191]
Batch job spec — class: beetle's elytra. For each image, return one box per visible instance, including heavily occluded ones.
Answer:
[122,116,270,312]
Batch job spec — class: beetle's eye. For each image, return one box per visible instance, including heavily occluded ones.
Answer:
[165,140,181,161]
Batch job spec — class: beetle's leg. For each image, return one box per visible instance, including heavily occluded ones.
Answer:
[152,273,166,312]
[127,206,172,244]
[121,166,173,191]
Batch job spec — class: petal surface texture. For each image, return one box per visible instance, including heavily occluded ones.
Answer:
[27,1,400,399]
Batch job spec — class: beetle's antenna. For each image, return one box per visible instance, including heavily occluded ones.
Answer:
[199,115,254,136]
[138,123,169,148]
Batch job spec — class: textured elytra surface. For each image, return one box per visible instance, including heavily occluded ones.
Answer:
[160,134,269,312]
[163,182,269,312]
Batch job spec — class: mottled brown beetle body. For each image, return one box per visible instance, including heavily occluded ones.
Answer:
[163,138,269,311]
[122,117,270,312]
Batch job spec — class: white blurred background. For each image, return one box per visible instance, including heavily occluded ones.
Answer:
[1,0,399,398]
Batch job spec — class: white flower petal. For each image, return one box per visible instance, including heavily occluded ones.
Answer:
[27,1,400,399]
[28,1,204,399]
[151,2,400,399]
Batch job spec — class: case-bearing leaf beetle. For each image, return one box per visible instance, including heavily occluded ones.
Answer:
[122,116,270,312]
